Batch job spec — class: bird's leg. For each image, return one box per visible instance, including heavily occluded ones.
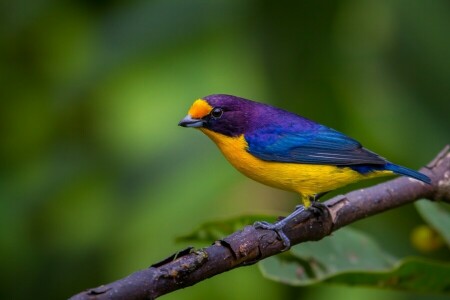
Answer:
[254,193,329,250]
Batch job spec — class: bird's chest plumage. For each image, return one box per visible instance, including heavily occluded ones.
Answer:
[199,128,377,197]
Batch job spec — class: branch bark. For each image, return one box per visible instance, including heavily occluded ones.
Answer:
[70,145,450,300]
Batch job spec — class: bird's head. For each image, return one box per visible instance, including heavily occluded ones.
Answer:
[178,94,253,137]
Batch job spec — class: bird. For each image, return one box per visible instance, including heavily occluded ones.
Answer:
[178,94,431,249]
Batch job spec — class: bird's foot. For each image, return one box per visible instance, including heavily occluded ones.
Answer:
[254,205,306,251]
[254,220,292,251]
[254,203,329,250]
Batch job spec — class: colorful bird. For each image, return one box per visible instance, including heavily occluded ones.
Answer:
[179,94,430,248]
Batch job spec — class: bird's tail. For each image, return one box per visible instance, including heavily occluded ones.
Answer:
[385,163,431,184]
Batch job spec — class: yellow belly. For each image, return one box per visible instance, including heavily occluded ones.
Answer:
[200,129,392,205]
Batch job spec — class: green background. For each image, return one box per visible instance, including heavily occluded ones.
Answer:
[1,0,449,299]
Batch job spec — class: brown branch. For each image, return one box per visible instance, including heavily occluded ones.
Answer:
[70,145,450,300]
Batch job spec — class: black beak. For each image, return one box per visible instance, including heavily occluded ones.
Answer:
[178,115,205,128]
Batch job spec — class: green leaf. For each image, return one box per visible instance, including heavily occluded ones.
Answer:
[176,215,277,244]
[415,200,450,247]
[259,228,450,293]
[261,255,450,293]
[260,228,395,285]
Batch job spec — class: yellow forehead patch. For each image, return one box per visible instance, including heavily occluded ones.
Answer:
[188,99,213,119]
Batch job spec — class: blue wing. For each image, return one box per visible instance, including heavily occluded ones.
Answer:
[245,125,387,166]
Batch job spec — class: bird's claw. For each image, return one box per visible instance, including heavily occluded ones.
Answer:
[254,220,291,250]
[253,220,272,228]
[254,204,321,251]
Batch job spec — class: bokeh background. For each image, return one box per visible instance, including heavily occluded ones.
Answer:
[1,0,449,299]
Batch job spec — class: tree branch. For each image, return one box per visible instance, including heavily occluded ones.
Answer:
[70,145,450,300]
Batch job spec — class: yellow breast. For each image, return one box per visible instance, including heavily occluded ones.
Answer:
[200,128,392,203]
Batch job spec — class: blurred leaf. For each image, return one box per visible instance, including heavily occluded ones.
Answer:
[410,225,445,253]
[176,215,277,244]
[261,255,450,294]
[260,228,395,285]
[259,227,450,293]
[415,200,450,247]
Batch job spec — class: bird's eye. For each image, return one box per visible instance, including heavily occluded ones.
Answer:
[211,107,223,119]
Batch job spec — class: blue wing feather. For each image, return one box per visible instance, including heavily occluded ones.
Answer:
[246,125,387,166]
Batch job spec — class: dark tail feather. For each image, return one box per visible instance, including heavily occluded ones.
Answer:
[385,163,431,184]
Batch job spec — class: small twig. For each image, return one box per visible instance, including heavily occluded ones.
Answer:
[70,145,450,300]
